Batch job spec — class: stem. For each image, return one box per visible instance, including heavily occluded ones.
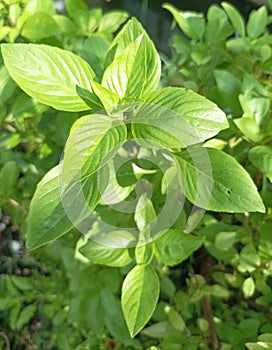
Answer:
[0,332,10,350]
[201,295,220,350]
[200,256,220,350]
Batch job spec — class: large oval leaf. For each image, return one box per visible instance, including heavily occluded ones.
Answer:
[79,231,135,267]
[1,44,95,111]
[176,147,265,213]
[26,164,108,250]
[121,264,159,337]
[131,87,228,148]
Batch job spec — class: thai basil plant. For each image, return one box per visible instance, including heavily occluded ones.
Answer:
[1,13,265,339]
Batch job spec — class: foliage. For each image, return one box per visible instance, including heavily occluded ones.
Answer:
[0,0,272,349]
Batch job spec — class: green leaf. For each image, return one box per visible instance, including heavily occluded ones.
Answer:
[98,10,129,33]
[163,3,205,40]
[176,147,265,213]
[214,231,237,251]
[222,2,245,37]
[132,87,228,148]
[62,114,127,186]
[26,164,108,250]
[239,244,261,272]
[21,12,60,40]
[105,17,147,66]
[246,6,267,39]
[154,229,203,266]
[24,0,55,14]
[65,0,89,33]
[122,264,160,337]
[90,81,119,112]
[16,304,36,330]
[134,194,156,232]
[80,35,110,80]
[0,65,16,105]
[1,44,95,111]
[243,277,255,298]
[234,116,260,142]
[249,146,272,181]
[79,232,134,267]
[102,33,160,99]
[135,243,153,265]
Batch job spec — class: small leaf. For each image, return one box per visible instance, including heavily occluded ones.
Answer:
[79,232,134,267]
[249,146,272,181]
[2,44,95,111]
[16,304,36,330]
[239,244,261,272]
[134,194,156,232]
[222,2,245,37]
[176,147,265,213]
[215,231,237,251]
[21,12,60,40]
[98,10,129,33]
[163,3,205,40]
[90,80,119,112]
[65,0,89,33]
[243,277,255,298]
[122,264,160,337]
[246,6,267,39]
[154,229,203,266]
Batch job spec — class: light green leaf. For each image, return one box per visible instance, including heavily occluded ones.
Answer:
[249,146,272,181]
[90,81,119,112]
[24,0,55,14]
[215,231,237,251]
[141,322,168,338]
[132,87,228,148]
[79,233,134,267]
[222,2,245,37]
[98,10,129,33]
[102,33,160,99]
[154,229,203,266]
[122,264,159,337]
[26,165,73,250]
[134,194,156,232]
[65,0,89,33]
[105,17,147,66]
[176,147,265,213]
[1,44,95,111]
[163,3,205,40]
[246,6,267,39]
[0,65,16,104]
[53,15,77,37]
[26,164,108,250]
[243,277,255,298]
[239,244,261,272]
[234,116,260,142]
[135,243,153,265]
[62,114,127,186]
[21,12,60,40]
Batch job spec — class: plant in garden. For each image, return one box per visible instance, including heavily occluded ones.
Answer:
[1,7,266,344]
[159,2,272,349]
